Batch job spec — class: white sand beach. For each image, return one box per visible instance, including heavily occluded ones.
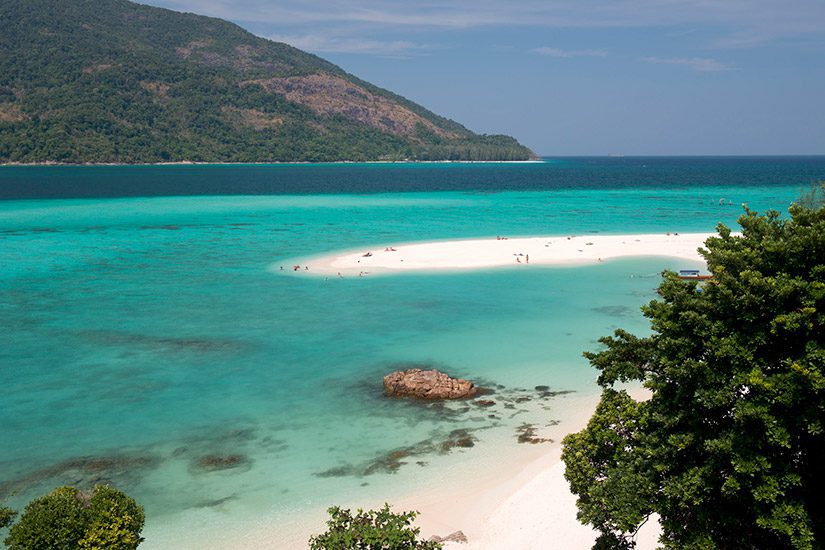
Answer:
[290,232,714,276]
[393,390,661,550]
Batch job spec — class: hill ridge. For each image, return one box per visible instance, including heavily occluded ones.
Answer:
[0,0,535,163]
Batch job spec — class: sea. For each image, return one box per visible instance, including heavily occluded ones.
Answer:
[0,157,822,547]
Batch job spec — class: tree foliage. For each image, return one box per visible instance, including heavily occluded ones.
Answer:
[4,485,144,550]
[563,198,825,549]
[308,504,442,549]
[0,506,16,530]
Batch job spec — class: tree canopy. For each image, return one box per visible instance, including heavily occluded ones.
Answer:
[562,195,825,549]
[3,485,144,550]
[308,504,441,549]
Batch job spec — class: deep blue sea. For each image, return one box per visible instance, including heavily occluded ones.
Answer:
[1,157,822,547]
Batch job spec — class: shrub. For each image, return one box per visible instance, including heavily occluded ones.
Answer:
[4,485,144,550]
[309,503,441,549]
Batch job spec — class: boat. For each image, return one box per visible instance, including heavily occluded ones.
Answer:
[677,269,712,280]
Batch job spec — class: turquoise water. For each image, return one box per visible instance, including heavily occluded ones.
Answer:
[0,159,819,547]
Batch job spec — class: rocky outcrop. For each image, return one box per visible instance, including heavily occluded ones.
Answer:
[429,531,468,544]
[383,368,478,400]
[243,74,457,138]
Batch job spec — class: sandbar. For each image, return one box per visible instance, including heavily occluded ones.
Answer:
[287,232,715,276]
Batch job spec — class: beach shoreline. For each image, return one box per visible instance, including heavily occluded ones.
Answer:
[394,387,661,550]
[191,390,660,550]
[284,232,714,277]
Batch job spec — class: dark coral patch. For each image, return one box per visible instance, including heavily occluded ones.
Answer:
[190,454,252,473]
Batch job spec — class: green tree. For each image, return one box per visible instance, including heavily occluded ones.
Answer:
[309,503,442,549]
[0,505,16,530]
[4,485,144,550]
[562,199,825,549]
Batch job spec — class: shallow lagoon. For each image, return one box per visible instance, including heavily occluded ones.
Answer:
[0,159,816,546]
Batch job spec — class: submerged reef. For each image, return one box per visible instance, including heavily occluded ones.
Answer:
[515,423,555,444]
[0,454,159,499]
[316,369,574,478]
[190,454,253,473]
[316,428,478,478]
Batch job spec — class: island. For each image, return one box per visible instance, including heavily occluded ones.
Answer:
[0,0,535,164]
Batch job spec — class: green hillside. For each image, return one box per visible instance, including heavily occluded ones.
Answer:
[0,0,535,163]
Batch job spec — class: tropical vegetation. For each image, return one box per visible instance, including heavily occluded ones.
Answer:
[563,191,825,548]
[309,504,442,549]
[0,0,534,164]
[2,485,144,550]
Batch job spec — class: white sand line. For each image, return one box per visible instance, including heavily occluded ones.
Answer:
[283,232,716,276]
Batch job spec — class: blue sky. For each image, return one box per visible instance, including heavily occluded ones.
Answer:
[144,0,824,155]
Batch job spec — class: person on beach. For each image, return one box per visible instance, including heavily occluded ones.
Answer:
[526,254,529,264]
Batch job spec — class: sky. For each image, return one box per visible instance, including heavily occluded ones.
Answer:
[143,0,825,156]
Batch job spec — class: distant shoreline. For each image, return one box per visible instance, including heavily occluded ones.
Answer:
[0,159,546,168]
[3,155,823,168]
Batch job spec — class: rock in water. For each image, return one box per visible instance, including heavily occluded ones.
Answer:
[383,369,478,399]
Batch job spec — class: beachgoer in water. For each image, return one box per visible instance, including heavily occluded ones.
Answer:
[280,266,283,271]
[305,266,309,271]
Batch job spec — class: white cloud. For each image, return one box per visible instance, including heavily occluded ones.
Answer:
[268,33,428,55]
[641,56,736,72]
[150,0,825,40]
[532,47,607,58]
[145,0,825,56]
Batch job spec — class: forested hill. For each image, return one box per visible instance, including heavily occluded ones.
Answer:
[0,0,535,164]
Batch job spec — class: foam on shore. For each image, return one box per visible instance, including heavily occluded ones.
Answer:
[286,232,714,276]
